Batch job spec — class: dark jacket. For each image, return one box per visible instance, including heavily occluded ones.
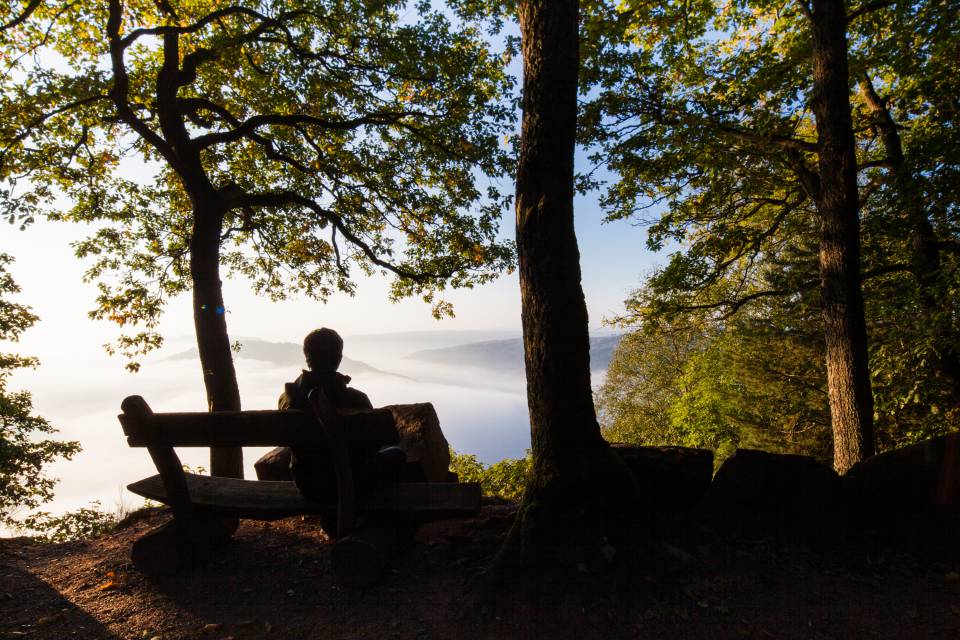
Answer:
[280,369,374,501]
[279,369,373,412]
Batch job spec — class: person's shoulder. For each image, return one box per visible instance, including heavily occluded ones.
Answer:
[279,371,312,410]
[341,386,373,410]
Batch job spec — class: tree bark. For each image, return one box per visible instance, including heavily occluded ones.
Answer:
[859,79,960,404]
[809,0,875,473]
[191,201,243,478]
[491,0,639,574]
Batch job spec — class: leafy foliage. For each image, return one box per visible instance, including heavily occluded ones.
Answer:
[0,254,80,527]
[449,449,529,502]
[598,310,831,465]
[16,501,119,543]
[0,0,517,369]
[584,0,960,460]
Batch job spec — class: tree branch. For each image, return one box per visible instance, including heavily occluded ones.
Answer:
[107,0,178,169]
[119,7,314,48]
[711,121,818,153]
[0,0,42,32]
[238,190,441,282]
[848,0,892,22]
[194,111,424,149]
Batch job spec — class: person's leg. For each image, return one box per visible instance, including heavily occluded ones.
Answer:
[374,446,407,484]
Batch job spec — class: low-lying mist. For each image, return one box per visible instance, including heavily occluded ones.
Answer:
[6,331,616,526]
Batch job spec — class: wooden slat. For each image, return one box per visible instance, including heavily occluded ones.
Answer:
[127,473,482,521]
[119,406,398,448]
[121,396,194,516]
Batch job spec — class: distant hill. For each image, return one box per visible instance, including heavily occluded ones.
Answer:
[406,335,621,373]
[165,338,395,377]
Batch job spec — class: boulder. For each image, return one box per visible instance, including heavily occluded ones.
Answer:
[383,403,451,483]
[611,444,713,515]
[843,432,960,542]
[702,448,843,537]
[255,446,293,481]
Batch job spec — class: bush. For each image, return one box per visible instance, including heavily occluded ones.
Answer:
[450,449,530,502]
[17,501,120,543]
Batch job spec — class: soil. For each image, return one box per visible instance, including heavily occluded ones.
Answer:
[2,503,959,640]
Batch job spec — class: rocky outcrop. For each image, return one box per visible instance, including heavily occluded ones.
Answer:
[383,403,450,483]
[254,446,294,481]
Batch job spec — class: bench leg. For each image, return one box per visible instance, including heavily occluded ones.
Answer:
[131,514,236,576]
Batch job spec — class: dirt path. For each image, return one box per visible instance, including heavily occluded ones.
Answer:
[2,505,958,639]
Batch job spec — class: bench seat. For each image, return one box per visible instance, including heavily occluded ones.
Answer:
[128,472,482,521]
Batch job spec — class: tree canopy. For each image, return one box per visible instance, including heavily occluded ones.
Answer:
[1,0,518,475]
[0,0,516,365]
[586,0,960,464]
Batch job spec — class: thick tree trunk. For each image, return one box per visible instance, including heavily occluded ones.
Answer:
[191,203,243,478]
[809,0,875,473]
[491,0,639,573]
[860,79,960,404]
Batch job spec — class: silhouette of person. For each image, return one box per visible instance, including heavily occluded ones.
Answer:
[279,328,373,412]
[281,328,405,502]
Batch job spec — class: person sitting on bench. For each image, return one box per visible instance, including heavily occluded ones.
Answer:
[280,327,406,501]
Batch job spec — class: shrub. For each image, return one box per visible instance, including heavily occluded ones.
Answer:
[17,501,120,543]
[450,449,530,502]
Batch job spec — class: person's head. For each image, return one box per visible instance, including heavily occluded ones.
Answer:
[303,328,343,372]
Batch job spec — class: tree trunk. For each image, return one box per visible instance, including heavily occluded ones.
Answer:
[491,0,639,573]
[191,202,243,478]
[809,0,875,473]
[859,79,960,404]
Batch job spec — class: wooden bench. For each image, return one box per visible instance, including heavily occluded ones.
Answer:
[118,393,481,584]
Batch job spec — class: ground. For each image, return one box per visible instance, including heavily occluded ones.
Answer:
[1,503,959,640]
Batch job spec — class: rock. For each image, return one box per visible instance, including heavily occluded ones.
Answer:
[611,444,714,515]
[702,448,843,538]
[845,431,960,513]
[254,446,293,481]
[383,403,451,483]
[844,432,960,543]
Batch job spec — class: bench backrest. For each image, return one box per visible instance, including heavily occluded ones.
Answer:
[118,394,397,538]
[119,397,398,448]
